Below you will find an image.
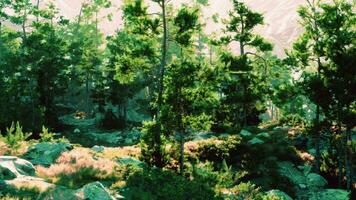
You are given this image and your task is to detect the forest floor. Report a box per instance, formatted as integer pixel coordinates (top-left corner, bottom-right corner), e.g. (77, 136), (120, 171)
(0, 113), (354, 200)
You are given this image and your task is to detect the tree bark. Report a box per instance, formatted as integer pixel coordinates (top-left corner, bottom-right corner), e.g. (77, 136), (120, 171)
(179, 131), (185, 175)
(154, 0), (168, 169)
(345, 127), (351, 191)
(85, 70), (90, 115)
(36, 0), (40, 22)
(157, 0), (167, 116)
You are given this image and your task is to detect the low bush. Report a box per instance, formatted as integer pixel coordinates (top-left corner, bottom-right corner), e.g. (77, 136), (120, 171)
(36, 148), (121, 188)
(0, 122), (31, 150)
(123, 168), (222, 200)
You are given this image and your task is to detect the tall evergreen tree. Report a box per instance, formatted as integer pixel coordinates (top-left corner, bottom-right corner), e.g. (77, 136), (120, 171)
(217, 0), (272, 131)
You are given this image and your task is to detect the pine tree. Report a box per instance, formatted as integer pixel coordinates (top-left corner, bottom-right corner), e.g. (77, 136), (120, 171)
(218, 0), (272, 131)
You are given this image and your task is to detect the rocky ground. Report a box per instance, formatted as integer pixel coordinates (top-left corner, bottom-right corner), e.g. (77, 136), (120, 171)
(0, 115), (351, 199)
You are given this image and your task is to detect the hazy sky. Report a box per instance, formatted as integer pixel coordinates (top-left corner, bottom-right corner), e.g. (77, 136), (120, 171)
(43, 0), (306, 56)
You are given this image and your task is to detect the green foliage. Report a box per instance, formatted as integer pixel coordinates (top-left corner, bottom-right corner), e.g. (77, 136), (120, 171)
(140, 120), (169, 168)
(190, 160), (237, 190)
(215, 0), (272, 130)
(229, 182), (263, 200)
(194, 135), (242, 164)
(53, 167), (111, 189)
(39, 126), (55, 142)
(173, 6), (200, 46)
(0, 122), (31, 149)
(123, 168), (221, 200)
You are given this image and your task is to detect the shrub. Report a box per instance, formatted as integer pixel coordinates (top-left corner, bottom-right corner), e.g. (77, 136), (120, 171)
(0, 122), (31, 149)
(123, 168), (222, 200)
(140, 120), (169, 168)
(36, 148), (121, 188)
(189, 135), (242, 164)
(224, 182), (264, 200)
(39, 126), (55, 142)
(189, 161), (237, 190)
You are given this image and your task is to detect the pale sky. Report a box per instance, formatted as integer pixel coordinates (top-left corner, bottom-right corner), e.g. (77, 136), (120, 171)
(36, 0), (306, 56)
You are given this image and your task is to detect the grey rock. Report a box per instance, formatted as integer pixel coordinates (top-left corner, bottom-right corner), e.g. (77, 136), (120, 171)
(247, 137), (265, 145)
(240, 129), (252, 137)
(257, 132), (270, 138)
(308, 189), (349, 200)
(306, 173), (327, 189)
(76, 182), (115, 200)
(0, 156), (35, 180)
(23, 142), (73, 166)
(117, 157), (144, 167)
(91, 145), (105, 153)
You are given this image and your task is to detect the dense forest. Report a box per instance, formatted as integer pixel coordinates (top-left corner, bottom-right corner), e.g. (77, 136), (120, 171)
(0, 0), (355, 199)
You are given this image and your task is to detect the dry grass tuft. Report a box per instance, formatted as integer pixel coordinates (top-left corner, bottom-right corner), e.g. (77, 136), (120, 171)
(36, 147), (121, 188)
(0, 141), (29, 156)
(0, 141), (10, 155)
(99, 146), (140, 160)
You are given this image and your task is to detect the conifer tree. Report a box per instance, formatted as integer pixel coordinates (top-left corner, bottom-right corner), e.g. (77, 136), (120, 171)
(218, 0), (272, 130)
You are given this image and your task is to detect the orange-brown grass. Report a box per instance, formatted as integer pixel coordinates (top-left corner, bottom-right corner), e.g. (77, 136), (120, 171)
(0, 141), (29, 156)
(0, 141), (9, 155)
(184, 138), (224, 158)
(36, 147), (121, 188)
(99, 146), (140, 160)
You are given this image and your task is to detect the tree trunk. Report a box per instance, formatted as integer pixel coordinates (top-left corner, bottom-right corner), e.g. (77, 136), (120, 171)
(337, 123), (344, 188)
(36, 0), (40, 22)
(154, 0), (168, 169)
(85, 70), (90, 115)
(179, 131), (185, 175)
(157, 0), (167, 116)
(314, 57), (322, 173)
(0, 21), (2, 42)
(123, 102), (127, 129)
(345, 127), (351, 191)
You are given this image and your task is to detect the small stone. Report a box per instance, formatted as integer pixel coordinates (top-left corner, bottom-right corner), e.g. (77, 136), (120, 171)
(91, 145), (105, 153)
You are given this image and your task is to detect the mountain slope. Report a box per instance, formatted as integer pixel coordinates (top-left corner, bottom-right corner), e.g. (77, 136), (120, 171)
(39, 0), (306, 56)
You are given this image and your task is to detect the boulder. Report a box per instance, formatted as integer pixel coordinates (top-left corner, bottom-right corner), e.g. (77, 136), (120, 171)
(306, 173), (327, 189)
(247, 137), (265, 145)
(0, 156), (35, 180)
(5, 176), (55, 192)
(277, 161), (306, 185)
(308, 189), (349, 200)
(23, 142), (73, 166)
(40, 182), (120, 200)
(117, 157), (144, 167)
(76, 182), (114, 200)
(124, 138), (133, 145)
(240, 129), (252, 137)
(257, 132), (270, 138)
(38, 186), (78, 200)
(265, 190), (293, 200)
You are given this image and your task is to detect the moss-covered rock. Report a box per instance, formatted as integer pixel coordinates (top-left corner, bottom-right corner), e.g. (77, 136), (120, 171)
(308, 189), (349, 200)
(0, 156), (35, 179)
(117, 157), (144, 167)
(306, 173), (327, 190)
(23, 142), (73, 166)
(76, 182), (115, 200)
